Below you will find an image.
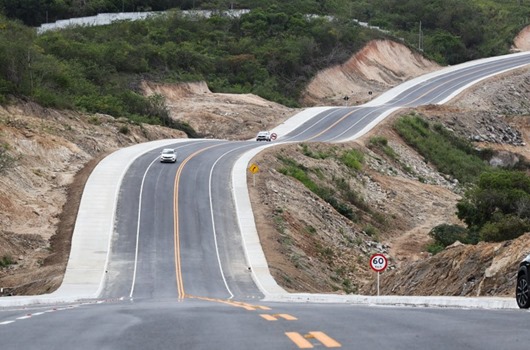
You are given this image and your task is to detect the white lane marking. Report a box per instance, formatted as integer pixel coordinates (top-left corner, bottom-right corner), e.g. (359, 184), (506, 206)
(208, 144), (253, 299)
(280, 108), (343, 142)
(0, 302), (91, 326)
(129, 141), (212, 298)
(129, 156), (158, 298)
(326, 106), (386, 142)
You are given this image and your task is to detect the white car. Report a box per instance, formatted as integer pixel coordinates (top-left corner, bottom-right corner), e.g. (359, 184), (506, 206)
(160, 148), (177, 163)
(256, 131), (271, 141)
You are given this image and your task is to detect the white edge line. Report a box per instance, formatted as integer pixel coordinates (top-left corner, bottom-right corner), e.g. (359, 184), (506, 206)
(129, 158), (158, 298)
(209, 147), (244, 300)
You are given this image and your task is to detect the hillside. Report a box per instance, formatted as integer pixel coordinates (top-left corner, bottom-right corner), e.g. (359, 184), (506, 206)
(0, 33), (529, 297)
(301, 40), (440, 106)
(249, 64), (530, 296)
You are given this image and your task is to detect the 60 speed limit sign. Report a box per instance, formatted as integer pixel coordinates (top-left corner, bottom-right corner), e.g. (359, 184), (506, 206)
(370, 253), (388, 272)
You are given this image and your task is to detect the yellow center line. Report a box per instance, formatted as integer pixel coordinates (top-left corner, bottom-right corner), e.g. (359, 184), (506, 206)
(260, 313), (298, 321)
(187, 295), (271, 310)
(285, 332), (314, 349)
(305, 109), (358, 142)
(260, 314), (278, 321)
(286, 332), (342, 348)
(173, 144), (222, 299)
(277, 313), (297, 321)
(308, 331), (341, 348)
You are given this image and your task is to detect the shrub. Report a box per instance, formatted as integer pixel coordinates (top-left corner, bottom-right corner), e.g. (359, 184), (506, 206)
(118, 125), (130, 134)
(479, 214), (530, 242)
(429, 224), (467, 247)
(369, 136), (397, 159)
(363, 224), (379, 238)
(457, 169), (530, 232)
(300, 143), (330, 159)
(340, 149), (364, 171)
(278, 156), (357, 222)
(0, 255), (13, 267)
(426, 242), (445, 255)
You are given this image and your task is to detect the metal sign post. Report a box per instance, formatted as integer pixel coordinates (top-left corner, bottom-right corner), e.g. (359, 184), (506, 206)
(377, 272), (380, 296)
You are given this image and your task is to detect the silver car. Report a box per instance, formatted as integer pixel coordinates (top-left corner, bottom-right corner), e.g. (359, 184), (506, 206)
(160, 148), (177, 163)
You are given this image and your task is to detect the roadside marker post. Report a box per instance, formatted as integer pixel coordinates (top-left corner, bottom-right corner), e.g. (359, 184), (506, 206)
(369, 253), (388, 296)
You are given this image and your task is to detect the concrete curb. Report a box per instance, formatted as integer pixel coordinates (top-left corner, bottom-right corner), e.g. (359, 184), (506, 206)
(266, 293), (519, 310)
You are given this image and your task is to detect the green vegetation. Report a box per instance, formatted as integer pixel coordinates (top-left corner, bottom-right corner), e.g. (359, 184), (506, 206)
(276, 143), (380, 227)
(368, 136), (397, 160)
(300, 143), (331, 160)
(348, 0), (530, 64)
(277, 155), (357, 221)
(0, 0), (527, 126)
(394, 115), (488, 184)
(0, 8), (385, 127)
(396, 115), (530, 248)
(0, 255), (13, 267)
(340, 149), (364, 171)
(363, 224), (379, 240)
(458, 169), (530, 243)
(429, 169), (530, 249)
(427, 224), (467, 254)
(3, 0), (526, 64)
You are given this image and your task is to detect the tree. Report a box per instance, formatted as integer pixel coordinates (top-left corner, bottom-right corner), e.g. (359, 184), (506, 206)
(457, 169), (530, 242)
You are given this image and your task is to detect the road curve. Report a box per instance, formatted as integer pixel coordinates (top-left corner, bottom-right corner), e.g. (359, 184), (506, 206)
(1, 52), (530, 350)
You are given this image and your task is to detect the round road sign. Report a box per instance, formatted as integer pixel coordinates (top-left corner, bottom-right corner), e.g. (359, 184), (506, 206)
(270, 133), (277, 140)
(369, 253), (388, 272)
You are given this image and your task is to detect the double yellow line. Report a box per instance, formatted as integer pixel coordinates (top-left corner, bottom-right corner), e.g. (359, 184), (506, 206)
(173, 143), (220, 299)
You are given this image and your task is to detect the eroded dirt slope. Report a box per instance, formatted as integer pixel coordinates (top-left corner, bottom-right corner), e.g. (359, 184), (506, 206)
(301, 39), (440, 106)
(0, 104), (186, 294)
(142, 81), (296, 140)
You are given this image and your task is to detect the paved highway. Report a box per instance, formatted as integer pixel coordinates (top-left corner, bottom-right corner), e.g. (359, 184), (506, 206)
(1, 52), (530, 349)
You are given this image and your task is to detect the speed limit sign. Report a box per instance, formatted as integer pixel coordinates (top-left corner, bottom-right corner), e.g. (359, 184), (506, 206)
(370, 253), (388, 272)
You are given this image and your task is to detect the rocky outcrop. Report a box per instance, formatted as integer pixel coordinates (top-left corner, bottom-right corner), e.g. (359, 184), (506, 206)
(366, 234), (530, 297)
